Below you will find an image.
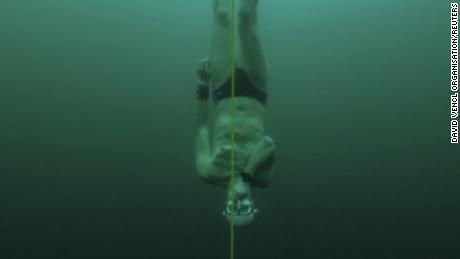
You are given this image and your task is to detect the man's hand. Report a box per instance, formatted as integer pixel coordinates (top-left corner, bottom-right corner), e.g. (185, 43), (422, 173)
(245, 136), (275, 175)
(196, 58), (212, 100)
(196, 58), (212, 84)
(212, 145), (232, 167)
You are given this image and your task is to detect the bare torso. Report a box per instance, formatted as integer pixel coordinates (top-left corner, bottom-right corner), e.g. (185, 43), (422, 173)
(211, 97), (265, 174)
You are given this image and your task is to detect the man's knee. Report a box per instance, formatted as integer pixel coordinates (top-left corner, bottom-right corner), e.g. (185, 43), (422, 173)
(238, 0), (258, 26)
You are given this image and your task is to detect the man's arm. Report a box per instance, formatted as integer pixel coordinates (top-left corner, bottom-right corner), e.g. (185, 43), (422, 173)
(195, 99), (230, 187)
(242, 135), (275, 187)
(195, 58), (213, 180)
(196, 125), (211, 180)
(195, 95), (211, 174)
(195, 101), (227, 187)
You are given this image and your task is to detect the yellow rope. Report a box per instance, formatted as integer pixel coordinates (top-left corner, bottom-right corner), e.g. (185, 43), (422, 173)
(228, 0), (237, 258)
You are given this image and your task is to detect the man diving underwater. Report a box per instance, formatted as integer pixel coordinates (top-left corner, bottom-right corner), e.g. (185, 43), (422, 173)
(195, 0), (275, 226)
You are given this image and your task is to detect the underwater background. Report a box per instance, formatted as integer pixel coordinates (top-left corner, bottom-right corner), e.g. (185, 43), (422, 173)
(0, 0), (458, 258)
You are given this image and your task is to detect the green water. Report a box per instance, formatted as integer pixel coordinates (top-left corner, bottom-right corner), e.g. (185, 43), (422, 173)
(0, 0), (458, 258)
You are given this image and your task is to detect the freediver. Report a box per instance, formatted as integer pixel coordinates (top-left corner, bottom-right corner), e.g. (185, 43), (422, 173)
(195, 0), (275, 226)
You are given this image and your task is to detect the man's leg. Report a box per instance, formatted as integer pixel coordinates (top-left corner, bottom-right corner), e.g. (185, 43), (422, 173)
(210, 0), (233, 91)
(238, 0), (268, 92)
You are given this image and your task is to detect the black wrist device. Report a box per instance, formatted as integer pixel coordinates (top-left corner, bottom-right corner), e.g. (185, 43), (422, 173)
(196, 83), (209, 100)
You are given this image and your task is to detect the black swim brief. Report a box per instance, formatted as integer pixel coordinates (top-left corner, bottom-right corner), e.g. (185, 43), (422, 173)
(213, 68), (267, 105)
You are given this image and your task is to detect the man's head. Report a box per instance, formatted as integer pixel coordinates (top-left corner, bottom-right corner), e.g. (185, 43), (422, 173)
(223, 197), (258, 226)
(223, 177), (258, 226)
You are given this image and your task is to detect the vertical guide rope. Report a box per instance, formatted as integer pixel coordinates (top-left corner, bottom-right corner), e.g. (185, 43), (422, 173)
(209, 0), (236, 259)
(210, 1), (237, 258)
(229, 0), (237, 259)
